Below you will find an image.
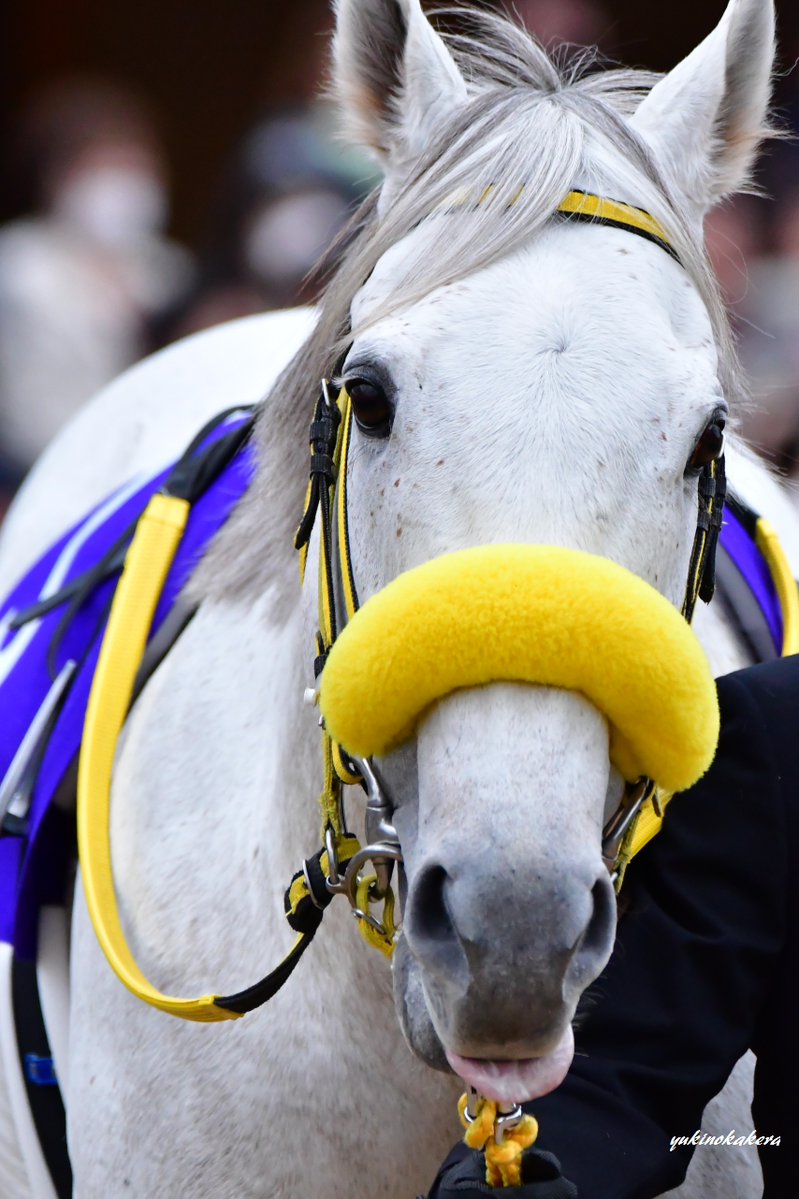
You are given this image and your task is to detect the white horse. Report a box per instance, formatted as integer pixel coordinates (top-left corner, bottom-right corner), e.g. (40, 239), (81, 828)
(1, 0), (796, 1195)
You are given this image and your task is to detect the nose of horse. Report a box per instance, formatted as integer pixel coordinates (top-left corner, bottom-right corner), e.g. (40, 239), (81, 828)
(404, 856), (615, 1022)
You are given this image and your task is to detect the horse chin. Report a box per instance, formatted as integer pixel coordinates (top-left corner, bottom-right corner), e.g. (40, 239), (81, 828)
(392, 936), (575, 1104)
(393, 934), (578, 1104)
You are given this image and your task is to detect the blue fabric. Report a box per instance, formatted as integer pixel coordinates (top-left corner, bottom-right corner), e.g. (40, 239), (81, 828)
(0, 422), (254, 957)
(720, 506), (783, 655)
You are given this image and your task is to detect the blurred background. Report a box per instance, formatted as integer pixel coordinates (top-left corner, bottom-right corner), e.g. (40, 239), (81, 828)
(1, 0), (798, 514)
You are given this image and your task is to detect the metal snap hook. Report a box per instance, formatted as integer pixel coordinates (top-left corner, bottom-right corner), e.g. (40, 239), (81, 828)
(601, 776), (654, 875)
(462, 1089), (524, 1146)
(494, 1102), (525, 1146)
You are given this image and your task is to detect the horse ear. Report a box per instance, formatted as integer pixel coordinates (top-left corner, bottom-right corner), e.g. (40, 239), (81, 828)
(631, 0), (775, 215)
(332, 0), (467, 167)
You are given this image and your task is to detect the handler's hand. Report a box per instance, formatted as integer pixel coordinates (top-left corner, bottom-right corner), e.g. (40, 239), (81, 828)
(421, 1140), (578, 1197)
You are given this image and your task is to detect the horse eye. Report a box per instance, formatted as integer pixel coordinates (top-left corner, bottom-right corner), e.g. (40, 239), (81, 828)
(346, 378), (394, 439)
(687, 417), (725, 473)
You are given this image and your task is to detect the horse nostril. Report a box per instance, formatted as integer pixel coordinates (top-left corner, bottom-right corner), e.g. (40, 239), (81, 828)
(564, 872), (616, 994)
(409, 863), (453, 943)
(405, 862), (468, 981)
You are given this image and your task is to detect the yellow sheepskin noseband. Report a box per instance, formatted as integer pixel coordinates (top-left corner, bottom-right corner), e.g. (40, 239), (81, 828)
(319, 545), (719, 794)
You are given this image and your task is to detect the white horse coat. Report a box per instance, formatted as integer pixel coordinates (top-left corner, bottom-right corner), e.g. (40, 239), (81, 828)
(1, 1), (795, 1195)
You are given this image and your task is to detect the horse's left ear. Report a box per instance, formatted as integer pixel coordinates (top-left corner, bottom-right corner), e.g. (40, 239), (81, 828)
(332, 0), (467, 170)
(631, 0), (775, 215)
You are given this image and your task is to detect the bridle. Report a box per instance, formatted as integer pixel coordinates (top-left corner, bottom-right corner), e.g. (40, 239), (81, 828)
(76, 189), (726, 1024)
(293, 188), (728, 944)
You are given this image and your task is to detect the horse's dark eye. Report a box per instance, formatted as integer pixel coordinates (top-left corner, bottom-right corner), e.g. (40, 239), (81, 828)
(687, 417), (725, 473)
(347, 378), (393, 438)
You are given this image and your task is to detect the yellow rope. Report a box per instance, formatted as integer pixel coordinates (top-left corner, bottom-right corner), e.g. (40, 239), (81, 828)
(355, 873), (397, 958)
(458, 1094), (539, 1188)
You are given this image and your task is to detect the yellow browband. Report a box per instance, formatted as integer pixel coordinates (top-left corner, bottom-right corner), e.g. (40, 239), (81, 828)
(448, 186), (677, 260)
(557, 190), (674, 253)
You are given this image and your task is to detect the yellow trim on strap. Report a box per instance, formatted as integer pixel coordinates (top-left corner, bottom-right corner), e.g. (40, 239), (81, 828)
(336, 394), (359, 622)
(755, 518), (799, 656)
(442, 186), (675, 255)
(77, 493), (242, 1022)
(624, 516), (799, 866)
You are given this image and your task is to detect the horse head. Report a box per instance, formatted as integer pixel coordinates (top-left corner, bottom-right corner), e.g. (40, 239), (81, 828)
(313, 0), (777, 1103)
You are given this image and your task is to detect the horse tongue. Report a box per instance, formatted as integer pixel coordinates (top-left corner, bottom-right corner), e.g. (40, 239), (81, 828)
(445, 1025), (574, 1104)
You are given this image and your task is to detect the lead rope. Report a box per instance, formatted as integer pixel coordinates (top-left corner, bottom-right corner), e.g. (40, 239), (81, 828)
(459, 1093), (540, 1188)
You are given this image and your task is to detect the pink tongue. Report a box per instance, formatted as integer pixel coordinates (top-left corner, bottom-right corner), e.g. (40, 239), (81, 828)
(446, 1025), (575, 1104)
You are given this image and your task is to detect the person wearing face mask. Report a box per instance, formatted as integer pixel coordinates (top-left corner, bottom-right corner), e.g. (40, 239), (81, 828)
(0, 80), (194, 486)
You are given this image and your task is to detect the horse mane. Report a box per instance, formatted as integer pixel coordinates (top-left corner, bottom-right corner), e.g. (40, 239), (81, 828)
(191, 5), (742, 614)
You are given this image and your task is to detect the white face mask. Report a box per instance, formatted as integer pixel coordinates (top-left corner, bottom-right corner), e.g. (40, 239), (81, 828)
(244, 191), (348, 288)
(53, 167), (168, 245)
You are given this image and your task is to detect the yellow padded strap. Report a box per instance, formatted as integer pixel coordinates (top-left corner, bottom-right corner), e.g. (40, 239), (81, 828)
(77, 494), (241, 1022)
(320, 544), (719, 794)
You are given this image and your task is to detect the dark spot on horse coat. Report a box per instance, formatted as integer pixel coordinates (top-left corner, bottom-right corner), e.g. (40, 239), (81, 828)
(436, 459), (445, 467)
(396, 527), (403, 538)
(394, 478), (401, 487)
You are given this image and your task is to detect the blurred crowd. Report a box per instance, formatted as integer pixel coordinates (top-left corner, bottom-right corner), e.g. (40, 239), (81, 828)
(1, 0), (799, 516)
(0, 75), (374, 514)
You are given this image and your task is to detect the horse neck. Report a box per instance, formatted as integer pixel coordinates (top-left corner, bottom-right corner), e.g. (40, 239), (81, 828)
(263, 568), (327, 855)
(186, 563), (325, 868)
